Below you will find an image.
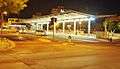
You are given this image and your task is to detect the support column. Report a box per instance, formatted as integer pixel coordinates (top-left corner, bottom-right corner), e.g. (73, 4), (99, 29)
(62, 21), (65, 33)
(74, 20), (77, 35)
(88, 19), (91, 35)
(54, 22), (56, 33)
(47, 23), (49, 32)
(41, 24), (43, 30)
(36, 23), (38, 30)
(79, 21), (82, 31)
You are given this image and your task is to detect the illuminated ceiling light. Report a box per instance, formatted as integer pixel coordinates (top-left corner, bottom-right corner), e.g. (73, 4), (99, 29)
(60, 9), (65, 13)
(89, 16), (96, 21)
(3, 11), (7, 15)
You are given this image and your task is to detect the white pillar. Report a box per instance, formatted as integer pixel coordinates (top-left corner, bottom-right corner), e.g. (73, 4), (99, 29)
(74, 20), (77, 35)
(41, 24), (43, 30)
(88, 19), (91, 35)
(38, 24), (41, 30)
(54, 22), (56, 33)
(47, 23), (49, 32)
(37, 23), (39, 30)
(63, 22), (65, 33)
(79, 21), (82, 31)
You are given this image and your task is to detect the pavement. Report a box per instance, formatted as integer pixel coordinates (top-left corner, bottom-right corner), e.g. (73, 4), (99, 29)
(0, 33), (120, 69)
(0, 36), (119, 69)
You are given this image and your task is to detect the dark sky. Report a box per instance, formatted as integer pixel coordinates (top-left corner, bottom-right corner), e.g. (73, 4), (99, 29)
(20, 0), (120, 18)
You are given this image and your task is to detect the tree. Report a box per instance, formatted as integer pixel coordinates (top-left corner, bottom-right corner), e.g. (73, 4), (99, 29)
(0, 0), (28, 26)
(103, 18), (120, 33)
(103, 19), (112, 33)
(0, 0), (28, 14)
(114, 22), (120, 33)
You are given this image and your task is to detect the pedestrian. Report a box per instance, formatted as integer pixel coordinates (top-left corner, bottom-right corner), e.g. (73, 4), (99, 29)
(68, 35), (72, 42)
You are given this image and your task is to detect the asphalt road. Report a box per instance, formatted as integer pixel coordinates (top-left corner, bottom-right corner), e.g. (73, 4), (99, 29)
(0, 36), (120, 69)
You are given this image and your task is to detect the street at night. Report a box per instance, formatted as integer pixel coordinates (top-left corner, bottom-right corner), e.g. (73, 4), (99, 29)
(0, 36), (120, 69)
(0, 0), (120, 69)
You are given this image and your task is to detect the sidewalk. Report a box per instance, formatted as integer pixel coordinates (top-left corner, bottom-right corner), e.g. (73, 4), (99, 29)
(97, 38), (120, 43)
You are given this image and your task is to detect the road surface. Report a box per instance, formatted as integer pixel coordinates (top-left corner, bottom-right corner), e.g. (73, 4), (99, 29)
(0, 36), (120, 69)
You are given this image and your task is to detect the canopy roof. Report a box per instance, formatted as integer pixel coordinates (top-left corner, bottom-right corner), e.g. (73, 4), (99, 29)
(25, 9), (95, 23)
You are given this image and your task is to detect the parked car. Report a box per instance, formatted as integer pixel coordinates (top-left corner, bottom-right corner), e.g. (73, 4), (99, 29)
(35, 30), (47, 36)
(18, 30), (35, 34)
(0, 27), (17, 33)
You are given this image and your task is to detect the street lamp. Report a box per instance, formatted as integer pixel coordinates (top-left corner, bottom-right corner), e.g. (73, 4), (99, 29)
(2, 11), (7, 21)
(1, 11), (7, 27)
(0, 11), (7, 40)
(60, 9), (64, 13)
(3, 11), (7, 15)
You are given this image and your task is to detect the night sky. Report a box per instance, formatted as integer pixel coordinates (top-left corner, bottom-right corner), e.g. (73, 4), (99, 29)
(20, 0), (120, 18)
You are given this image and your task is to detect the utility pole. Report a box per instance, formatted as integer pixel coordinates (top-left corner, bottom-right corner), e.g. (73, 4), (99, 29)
(0, 11), (7, 44)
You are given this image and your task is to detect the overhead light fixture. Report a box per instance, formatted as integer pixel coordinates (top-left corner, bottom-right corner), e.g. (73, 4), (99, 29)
(60, 9), (65, 13)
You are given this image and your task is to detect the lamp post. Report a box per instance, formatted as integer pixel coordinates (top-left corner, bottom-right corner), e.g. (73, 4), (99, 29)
(2, 11), (7, 20)
(0, 11), (7, 42)
(1, 11), (7, 30)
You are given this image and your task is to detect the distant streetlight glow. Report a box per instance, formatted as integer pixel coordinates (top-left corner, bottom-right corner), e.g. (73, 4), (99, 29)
(3, 11), (7, 15)
(119, 24), (120, 28)
(60, 9), (65, 13)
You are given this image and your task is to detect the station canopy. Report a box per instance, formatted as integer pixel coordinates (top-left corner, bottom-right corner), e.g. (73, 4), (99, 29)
(26, 9), (95, 23)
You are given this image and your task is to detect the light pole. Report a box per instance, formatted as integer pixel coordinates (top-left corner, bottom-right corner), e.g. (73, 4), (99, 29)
(1, 11), (7, 29)
(2, 11), (7, 19)
(0, 11), (7, 42)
